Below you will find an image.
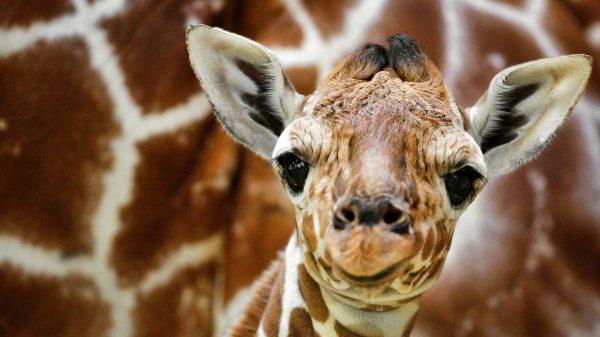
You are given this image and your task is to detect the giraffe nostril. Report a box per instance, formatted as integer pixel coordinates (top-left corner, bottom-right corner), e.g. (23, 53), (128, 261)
(334, 204), (358, 230)
(334, 197), (410, 230)
(377, 199), (411, 234)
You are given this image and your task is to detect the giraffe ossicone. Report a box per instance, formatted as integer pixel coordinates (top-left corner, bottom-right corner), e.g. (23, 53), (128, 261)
(187, 24), (592, 337)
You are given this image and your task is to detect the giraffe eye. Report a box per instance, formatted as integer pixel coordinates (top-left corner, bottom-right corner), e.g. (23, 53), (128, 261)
(276, 152), (309, 194)
(444, 166), (482, 208)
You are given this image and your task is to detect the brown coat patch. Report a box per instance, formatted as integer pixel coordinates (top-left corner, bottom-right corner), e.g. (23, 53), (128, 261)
(302, 214), (318, 252)
(0, 38), (116, 253)
(304, 252), (320, 275)
(0, 1), (74, 26)
(101, 0), (215, 114)
(421, 228), (435, 261)
(288, 307), (315, 337)
(133, 262), (216, 337)
(334, 321), (363, 337)
(111, 122), (233, 286)
(225, 0), (303, 48)
(229, 258), (282, 337)
(412, 230), (424, 256)
(298, 265), (329, 322)
(262, 263), (285, 337)
(286, 67), (319, 95)
(225, 149), (294, 302)
(433, 220), (447, 258)
(0, 263), (110, 337)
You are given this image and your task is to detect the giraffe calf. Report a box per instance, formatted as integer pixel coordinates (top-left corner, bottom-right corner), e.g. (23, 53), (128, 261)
(187, 25), (591, 337)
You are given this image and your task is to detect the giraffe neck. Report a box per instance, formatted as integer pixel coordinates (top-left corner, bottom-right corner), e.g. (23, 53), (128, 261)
(318, 285), (420, 337)
(248, 233), (420, 337)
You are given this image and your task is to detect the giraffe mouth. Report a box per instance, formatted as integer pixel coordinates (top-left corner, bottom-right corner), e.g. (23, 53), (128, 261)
(333, 259), (406, 285)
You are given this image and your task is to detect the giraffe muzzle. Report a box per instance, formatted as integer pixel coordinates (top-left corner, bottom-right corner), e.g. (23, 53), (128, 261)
(326, 196), (416, 284)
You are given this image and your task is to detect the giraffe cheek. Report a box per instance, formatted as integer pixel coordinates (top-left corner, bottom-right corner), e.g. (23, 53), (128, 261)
(301, 214), (319, 252)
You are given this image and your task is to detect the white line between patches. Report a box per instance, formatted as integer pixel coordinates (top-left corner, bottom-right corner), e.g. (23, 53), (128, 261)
(139, 233), (223, 293)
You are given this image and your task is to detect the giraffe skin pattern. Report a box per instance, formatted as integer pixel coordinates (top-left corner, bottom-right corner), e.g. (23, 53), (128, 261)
(1, 0), (600, 337)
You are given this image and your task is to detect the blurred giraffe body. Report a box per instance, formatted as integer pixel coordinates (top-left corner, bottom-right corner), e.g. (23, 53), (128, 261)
(187, 25), (591, 336)
(2, 1), (600, 336)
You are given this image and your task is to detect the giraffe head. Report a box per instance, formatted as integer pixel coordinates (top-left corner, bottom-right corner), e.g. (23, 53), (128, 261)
(187, 25), (591, 308)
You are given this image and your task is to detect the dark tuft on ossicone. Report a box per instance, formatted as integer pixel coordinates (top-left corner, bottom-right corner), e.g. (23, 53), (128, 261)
(387, 34), (430, 82)
(347, 43), (389, 80)
(328, 34), (436, 83)
(355, 44), (388, 69)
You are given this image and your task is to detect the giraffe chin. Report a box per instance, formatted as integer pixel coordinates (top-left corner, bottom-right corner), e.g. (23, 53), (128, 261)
(323, 265), (440, 309)
(302, 247), (437, 310)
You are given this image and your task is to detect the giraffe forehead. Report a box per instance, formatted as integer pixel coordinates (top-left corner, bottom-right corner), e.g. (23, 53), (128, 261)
(290, 108), (462, 161)
(302, 73), (462, 133)
(282, 115), (476, 176)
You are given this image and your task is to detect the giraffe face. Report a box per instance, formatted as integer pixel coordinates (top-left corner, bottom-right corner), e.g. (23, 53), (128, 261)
(272, 70), (487, 303)
(188, 25), (591, 308)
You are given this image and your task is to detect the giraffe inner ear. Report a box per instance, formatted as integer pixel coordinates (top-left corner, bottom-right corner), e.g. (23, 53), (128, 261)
(186, 25), (303, 159)
(468, 54), (592, 176)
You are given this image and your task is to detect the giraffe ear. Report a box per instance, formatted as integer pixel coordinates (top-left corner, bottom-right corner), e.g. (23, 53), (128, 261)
(467, 54), (592, 176)
(186, 25), (303, 159)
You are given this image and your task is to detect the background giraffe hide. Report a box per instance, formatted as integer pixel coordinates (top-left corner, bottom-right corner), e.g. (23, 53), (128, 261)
(0, 0), (599, 336)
